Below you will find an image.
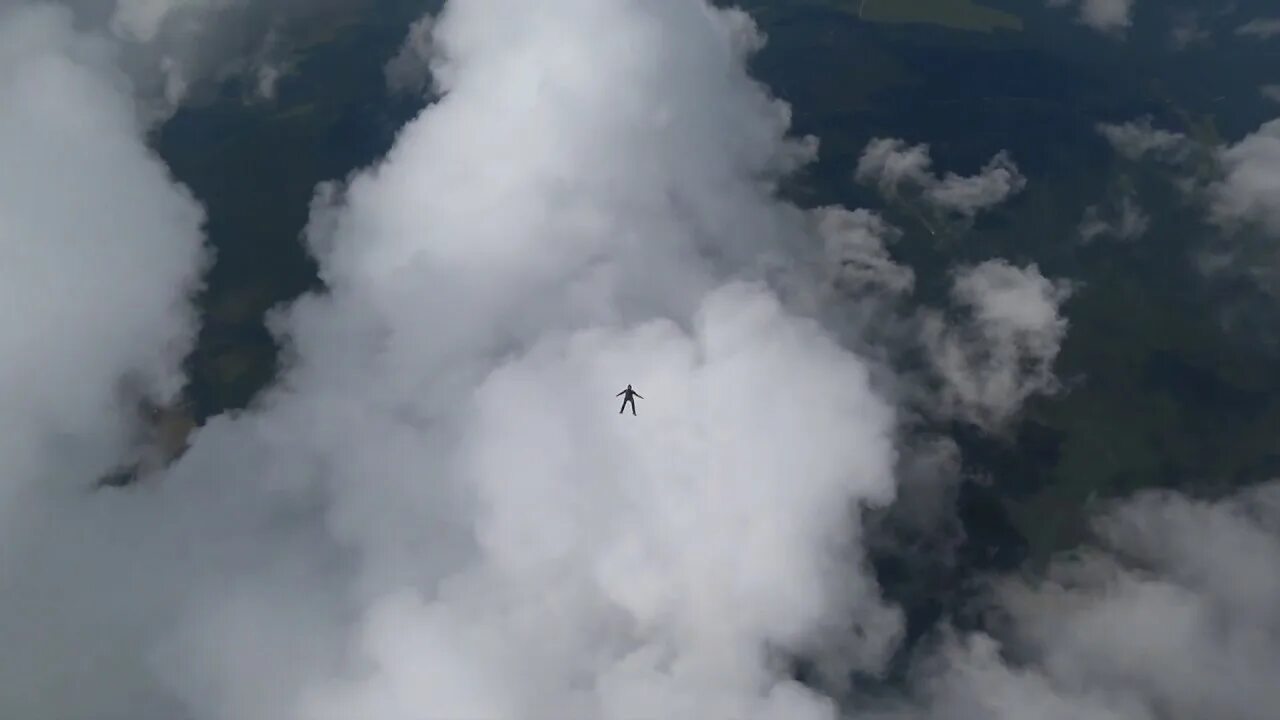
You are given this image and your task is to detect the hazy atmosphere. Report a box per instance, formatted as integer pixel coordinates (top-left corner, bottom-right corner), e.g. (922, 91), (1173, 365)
(2, 0), (1279, 718)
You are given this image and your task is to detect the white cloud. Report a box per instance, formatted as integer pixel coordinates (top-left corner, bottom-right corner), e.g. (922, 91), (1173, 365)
(1262, 85), (1280, 104)
(1208, 118), (1280, 236)
(1096, 117), (1192, 162)
(1048, 0), (1136, 36)
(856, 139), (1027, 218)
(1236, 18), (1280, 39)
(920, 261), (1074, 432)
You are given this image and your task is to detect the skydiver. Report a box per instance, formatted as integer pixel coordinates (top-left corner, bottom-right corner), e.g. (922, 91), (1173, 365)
(617, 384), (643, 415)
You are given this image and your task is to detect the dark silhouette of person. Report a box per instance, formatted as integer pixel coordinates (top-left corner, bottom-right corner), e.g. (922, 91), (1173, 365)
(617, 384), (643, 415)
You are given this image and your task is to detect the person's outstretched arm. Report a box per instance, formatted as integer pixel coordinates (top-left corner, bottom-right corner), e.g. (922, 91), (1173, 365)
(634, 391), (643, 399)
(616, 389), (625, 396)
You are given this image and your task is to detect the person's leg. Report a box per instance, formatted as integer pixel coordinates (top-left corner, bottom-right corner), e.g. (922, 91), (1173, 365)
(631, 399), (636, 416)
(619, 399), (626, 413)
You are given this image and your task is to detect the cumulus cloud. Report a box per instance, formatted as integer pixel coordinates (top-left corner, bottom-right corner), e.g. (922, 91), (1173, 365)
(1047, 0), (1136, 35)
(1096, 116), (1193, 162)
(1, 1), (914, 718)
(920, 261), (1074, 433)
(856, 139), (1027, 219)
(896, 480), (1280, 720)
(1208, 118), (1280, 236)
(1262, 85), (1280, 104)
(1078, 195), (1149, 242)
(1236, 18), (1280, 39)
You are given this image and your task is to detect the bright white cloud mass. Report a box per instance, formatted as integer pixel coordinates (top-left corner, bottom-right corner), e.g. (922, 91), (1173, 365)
(1, 1), (1277, 719)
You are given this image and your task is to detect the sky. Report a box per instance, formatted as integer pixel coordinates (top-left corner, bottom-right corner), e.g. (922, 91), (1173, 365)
(1, 0), (1279, 719)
